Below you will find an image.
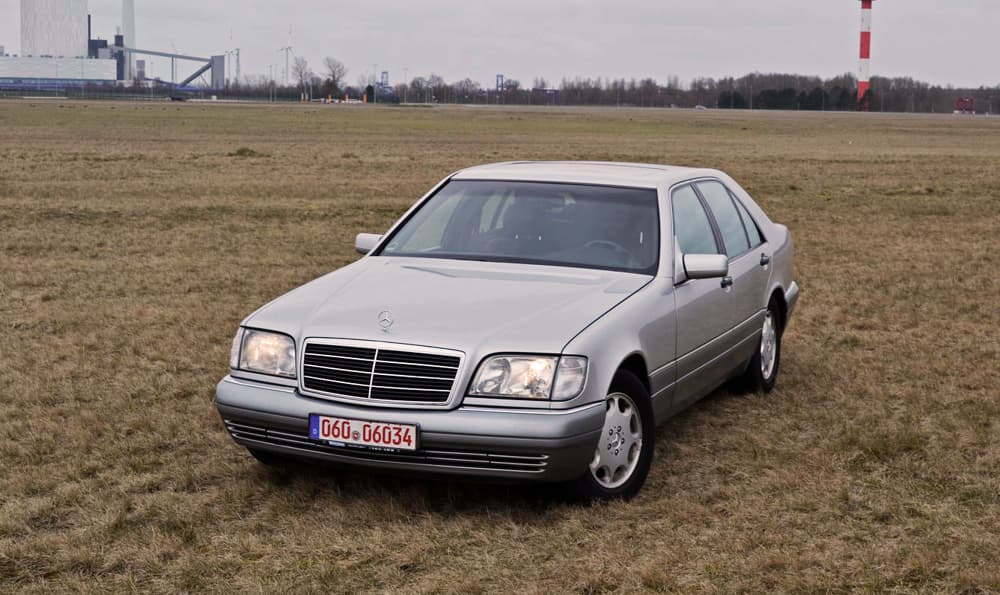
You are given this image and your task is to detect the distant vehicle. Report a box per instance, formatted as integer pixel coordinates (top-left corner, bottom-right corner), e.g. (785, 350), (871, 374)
(694, 105), (708, 110)
(216, 162), (799, 499)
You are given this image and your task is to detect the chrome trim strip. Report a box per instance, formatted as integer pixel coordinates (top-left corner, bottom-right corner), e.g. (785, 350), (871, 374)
(649, 359), (676, 379)
(372, 371), (458, 381)
(302, 363), (374, 376)
(675, 309), (762, 371)
(650, 381), (676, 401)
(304, 353), (376, 362)
(303, 375), (371, 389)
(458, 401), (605, 416)
(367, 347), (378, 399)
(373, 359), (459, 370)
(370, 384), (450, 393)
(222, 375), (296, 393)
(675, 330), (758, 386)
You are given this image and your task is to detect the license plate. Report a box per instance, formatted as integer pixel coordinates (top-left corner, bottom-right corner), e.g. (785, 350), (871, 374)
(309, 414), (418, 452)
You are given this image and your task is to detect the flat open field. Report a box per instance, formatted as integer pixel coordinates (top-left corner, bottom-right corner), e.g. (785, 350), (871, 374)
(1, 101), (998, 593)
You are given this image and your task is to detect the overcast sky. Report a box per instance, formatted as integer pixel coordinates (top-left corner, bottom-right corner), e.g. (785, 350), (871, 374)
(1, 0), (996, 88)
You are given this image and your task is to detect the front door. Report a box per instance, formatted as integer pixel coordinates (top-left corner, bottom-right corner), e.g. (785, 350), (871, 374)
(670, 184), (737, 409)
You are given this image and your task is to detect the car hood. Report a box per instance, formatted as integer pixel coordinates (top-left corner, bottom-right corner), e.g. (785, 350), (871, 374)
(246, 257), (652, 355)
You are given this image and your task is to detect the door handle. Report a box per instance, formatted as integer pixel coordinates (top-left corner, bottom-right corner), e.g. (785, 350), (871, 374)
(720, 276), (734, 289)
(759, 253), (771, 267)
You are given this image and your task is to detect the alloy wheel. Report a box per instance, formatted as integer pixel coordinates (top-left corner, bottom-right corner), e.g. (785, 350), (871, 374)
(589, 392), (643, 489)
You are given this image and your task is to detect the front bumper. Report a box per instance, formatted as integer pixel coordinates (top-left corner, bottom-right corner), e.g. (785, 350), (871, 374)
(215, 376), (605, 482)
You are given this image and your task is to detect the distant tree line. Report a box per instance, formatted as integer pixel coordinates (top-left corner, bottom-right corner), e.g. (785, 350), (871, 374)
(549, 73), (999, 113)
(82, 53), (996, 114)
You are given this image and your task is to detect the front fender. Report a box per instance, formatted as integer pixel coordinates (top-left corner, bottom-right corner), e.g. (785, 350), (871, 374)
(562, 277), (677, 424)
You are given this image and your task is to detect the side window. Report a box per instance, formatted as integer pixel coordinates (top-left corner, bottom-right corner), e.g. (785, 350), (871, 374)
(732, 194), (763, 248)
(671, 185), (719, 255)
(697, 181), (750, 258)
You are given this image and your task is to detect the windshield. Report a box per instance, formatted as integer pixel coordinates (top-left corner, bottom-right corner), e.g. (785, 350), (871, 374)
(377, 180), (660, 274)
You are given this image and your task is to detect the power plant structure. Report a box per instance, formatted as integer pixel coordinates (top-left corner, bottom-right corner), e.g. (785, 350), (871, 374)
(20, 0), (88, 58)
(857, 0), (875, 110)
(1, 0), (227, 91)
(120, 0), (135, 80)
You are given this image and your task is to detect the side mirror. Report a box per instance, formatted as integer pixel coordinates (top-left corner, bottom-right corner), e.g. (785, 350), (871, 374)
(354, 233), (382, 255)
(683, 254), (729, 279)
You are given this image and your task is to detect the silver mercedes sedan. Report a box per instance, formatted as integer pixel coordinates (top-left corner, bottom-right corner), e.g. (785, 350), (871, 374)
(216, 161), (798, 500)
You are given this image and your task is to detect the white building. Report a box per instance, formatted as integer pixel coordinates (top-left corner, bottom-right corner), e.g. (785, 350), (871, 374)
(20, 0), (89, 58)
(0, 56), (117, 82)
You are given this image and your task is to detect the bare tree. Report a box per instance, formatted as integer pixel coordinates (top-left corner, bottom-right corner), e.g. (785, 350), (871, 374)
(291, 56), (312, 90)
(323, 57), (347, 92)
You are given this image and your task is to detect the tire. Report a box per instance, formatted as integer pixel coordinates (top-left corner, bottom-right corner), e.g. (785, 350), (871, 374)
(248, 447), (290, 467)
(573, 370), (655, 501)
(740, 298), (782, 393)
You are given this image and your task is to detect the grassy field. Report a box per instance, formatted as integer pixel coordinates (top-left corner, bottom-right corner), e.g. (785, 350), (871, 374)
(1, 101), (998, 593)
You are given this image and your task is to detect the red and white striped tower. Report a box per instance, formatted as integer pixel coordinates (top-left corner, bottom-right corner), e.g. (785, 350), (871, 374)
(857, 0), (875, 109)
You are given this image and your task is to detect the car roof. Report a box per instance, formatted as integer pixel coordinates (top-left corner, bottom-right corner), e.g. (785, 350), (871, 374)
(450, 161), (716, 189)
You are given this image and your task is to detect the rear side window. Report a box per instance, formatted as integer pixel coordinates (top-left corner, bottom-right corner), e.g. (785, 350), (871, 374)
(732, 196), (763, 248)
(697, 181), (749, 258)
(671, 185), (719, 255)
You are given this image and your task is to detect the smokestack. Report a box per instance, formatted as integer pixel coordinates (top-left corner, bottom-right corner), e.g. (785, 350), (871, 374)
(122, 0), (135, 79)
(857, 0), (874, 110)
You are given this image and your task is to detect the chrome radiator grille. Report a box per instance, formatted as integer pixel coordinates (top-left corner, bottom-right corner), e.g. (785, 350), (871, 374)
(302, 341), (461, 403)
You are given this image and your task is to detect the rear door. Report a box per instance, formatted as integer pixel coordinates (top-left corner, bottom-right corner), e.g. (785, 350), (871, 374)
(694, 180), (771, 365)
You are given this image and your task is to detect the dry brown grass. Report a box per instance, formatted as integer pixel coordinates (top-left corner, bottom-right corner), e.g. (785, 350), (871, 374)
(1, 101), (998, 593)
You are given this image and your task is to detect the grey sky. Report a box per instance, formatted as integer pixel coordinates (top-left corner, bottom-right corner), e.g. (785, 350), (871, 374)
(1, 0), (996, 88)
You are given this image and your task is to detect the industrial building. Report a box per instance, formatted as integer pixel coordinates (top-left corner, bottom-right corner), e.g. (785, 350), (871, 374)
(0, 56), (115, 81)
(1, 0), (225, 90)
(20, 0), (88, 58)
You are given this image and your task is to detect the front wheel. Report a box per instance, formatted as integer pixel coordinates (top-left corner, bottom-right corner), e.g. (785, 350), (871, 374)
(573, 370), (655, 501)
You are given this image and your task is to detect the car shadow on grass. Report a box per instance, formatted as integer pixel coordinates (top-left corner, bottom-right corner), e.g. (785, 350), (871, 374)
(242, 382), (773, 515)
(250, 457), (579, 518)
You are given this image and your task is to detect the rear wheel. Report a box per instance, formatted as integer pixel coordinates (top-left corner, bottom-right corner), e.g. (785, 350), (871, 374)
(574, 370), (654, 501)
(740, 299), (782, 393)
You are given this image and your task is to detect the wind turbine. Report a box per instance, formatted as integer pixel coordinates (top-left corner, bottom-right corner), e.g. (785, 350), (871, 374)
(278, 26), (293, 86)
(278, 46), (292, 86)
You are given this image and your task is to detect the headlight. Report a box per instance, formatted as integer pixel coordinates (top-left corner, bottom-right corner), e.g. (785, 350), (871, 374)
(233, 329), (296, 378)
(469, 355), (587, 400)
